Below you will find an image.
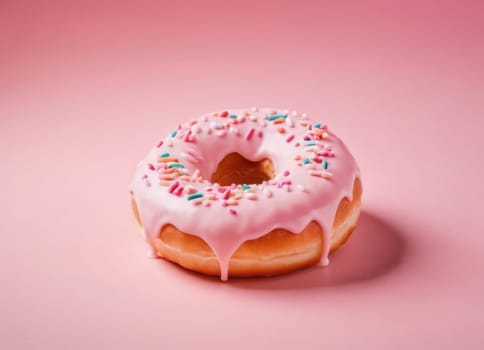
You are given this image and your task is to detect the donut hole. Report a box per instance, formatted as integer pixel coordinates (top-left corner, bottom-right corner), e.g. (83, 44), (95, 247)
(210, 152), (275, 186)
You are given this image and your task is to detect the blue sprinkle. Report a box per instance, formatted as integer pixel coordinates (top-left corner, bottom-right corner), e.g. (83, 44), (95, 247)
(313, 123), (322, 129)
(303, 158), (311, 164)
(305, 141), (316, 146)
(266, 113), (288, 121)
(187, 192), (204, 201)
(242, 184), (251, 191)
(170, 130), (178, 137)
(168, 163), (184, 168)
(160, 152), (170, 157)
(229, 114), (238, 119)
(322, 160), (328, 170)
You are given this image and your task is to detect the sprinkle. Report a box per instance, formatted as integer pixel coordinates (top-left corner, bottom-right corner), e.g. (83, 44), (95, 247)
(286, 134), (295, 143)
(168, 181), (179, 193)
(160, 152), (170, 158)
(244, 192), (258, 200)
(322, 132), (329, 138)
(157, 140), (164, 147)
(321, 171), (333, 179)
(166, 138), (173, 147)
(160, 173), (177, 180)
(177, 175), (192, 181)
(259, 120), (267, 127)
(305, 141), (316, 146)
(201, 115), (208, 122)
(322, 160), (328, 170)
(245, 128), (255, 141)
(187, 192), (204, 201)
(158, 157), (179, 163)
(303, 158), (311, 164)
(311, 156), (323, 163)
(181, 152), (198, 164)
(226, 199), (238, 206)
(263, 188), (273, 198)
(229, 126), (240, 135)
(220, 111), (229, 118)
(313, 123), (322, 129)
(248, 115), (257, 121)
(291, 111), (298, 117)
(159, 180), (171, 186)
(168, 163), (184, 168)
(266, 113), (288, 121)
(174, 186), (184, 196)
(215, 129), (226, 137)
(285, 117), (295, 127)
(284, 184), (291, 192)
(147, 163), (155, 171)
(229, 114), (237, 119)
(191, 198), (203, 205)
(183, 130), (193, 142)
(258, 131), (264, 138)
(210, 121), (225, 130)
(191, 124), (202, 134)
(187, 149), (204, 161)
(283, 170), (290, 177)
(142, 174), (148, 179)
(277, 127), (286, 134)
(299, 121), (308, 127)
(185, 185), (197, 194)
(191, 169), (200, 181)
(206, 193), (217, 200)
(273, 118), (286, 124)
(296, 184), (306, 192)
(222, 188), (231, 200)
(294, 154), (302, 160)
(229, 209), (237, 216)
(294, 142), (300, 147)
(242, 184), (251, 191)
(309, 170), (322, 177)
(203, 201), (211, 207)
(238, 116), (246, 123)
(170, 130), (178, 137)
(304, 135), (312, 141)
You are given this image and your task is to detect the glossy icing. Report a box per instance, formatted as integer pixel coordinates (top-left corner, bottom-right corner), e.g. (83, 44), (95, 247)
(130, 108), (360, 280)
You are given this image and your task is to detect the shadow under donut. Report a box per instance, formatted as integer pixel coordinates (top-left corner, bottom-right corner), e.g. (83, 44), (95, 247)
(228, 210), (406, 290)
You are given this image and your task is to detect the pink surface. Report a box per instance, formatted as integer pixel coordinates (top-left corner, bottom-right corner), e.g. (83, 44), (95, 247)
(1, 0), (483, 349)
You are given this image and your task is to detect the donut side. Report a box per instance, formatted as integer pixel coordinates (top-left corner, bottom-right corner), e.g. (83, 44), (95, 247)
(132, 177), (362, 278)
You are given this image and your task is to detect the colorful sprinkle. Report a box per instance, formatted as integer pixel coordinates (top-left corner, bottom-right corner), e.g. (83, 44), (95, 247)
(286, 134), (295, 143)
(242, 184), (251, 191)
(322, 160), (328, 170)
(170, 130), (178, 137)
(303, 158), (311, 164)
(263, 188), (273, 198)
(147, 163), (155, 171)
(313, 123), (322, 129)
(187, 192), (204, 201)
(181, 152), (198, 164)
(158, 157), (179, 163)
(222, 188), (231, 200)
(168, 163), (185, 168)
(266, 113), (288, 121)
(160, 152), (170, 158)
(220, 111), (229, 118)
(157, 140), (164, 147)
(229, 114), (237, 119)
(305, 141), (316, 146)
(229, 209), (237, 216)
(283, 170), (290, 177)
(229, 126), (240, 135)
(215, 129), (226, 137)
(277, 127), (286, 134)
(168, 181), (179, 193)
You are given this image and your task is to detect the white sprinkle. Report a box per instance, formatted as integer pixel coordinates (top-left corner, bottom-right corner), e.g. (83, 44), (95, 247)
(305, 146), (322, 152)
(192, 198), (203, 205)
(181, 152), (198, 164)
(248, 115), (257, 121)
(159, 180), (171, 186)
(244, 192), (258, 200)
(296, 184), (306, 192)
(263, 188), (273, 198)
(215, 129), (226, 137)
(285, 117), (295, 127)
(210, 121), (225, 130)
(229, 125), (240, 135)
(322, 132), (329, 138)
(291, 111), (298, 117)
(301, 113), (308, 119)
(191, 124), (202, 134)
(251, 106), (258, 112)
(238, 116), (246, 123)
(191, 169), (200, 181)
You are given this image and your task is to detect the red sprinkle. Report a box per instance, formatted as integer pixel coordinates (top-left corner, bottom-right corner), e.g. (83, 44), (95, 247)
(147, 163), (155, 171)
(286, 134), (295, 143)
(174, 186), (184, 196)
(168, 181), (179, 194)
(220, 111), (229, 118)
(229, 209), (237, 216)
(183, 130), (192, 142)
(277, 127), (286, 134)
(223, 188), (231, 200)
(246, 128), (255, 141)
(157, 140), (164, 147)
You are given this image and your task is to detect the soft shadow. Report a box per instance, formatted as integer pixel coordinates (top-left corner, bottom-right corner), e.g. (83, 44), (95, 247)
(228, 211), (406, 290)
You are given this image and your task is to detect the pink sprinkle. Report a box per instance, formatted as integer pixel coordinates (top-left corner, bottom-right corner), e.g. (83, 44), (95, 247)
(311, 156), (323, 163)
(174, 186), (184, 196)
(142, 174), (148, 179)
(147, 163), (155, 171)
(185, 185), (197, 194)
(183, 130), (192, 142)
(157, 140), (164, 147)
(246, 128), (255, 141)
(220, 111), (229, 118)
(168, 181), (179, 193)
(229, 209), (237, 216)
(258, 131), (264, 138)
(283, 170), (290, 177)
(230, 183), (237, 189)
(181, 152), (198, 164)
(286, 134), (295, 143)
(281, 180), (292, 185)
(222, 188), (231, 200)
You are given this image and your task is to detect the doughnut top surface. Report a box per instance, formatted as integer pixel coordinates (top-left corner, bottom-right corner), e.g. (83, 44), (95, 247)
(130, 107), (360, 280)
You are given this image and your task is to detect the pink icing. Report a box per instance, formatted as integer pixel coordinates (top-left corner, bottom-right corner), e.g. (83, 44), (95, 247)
(130, 108), (360, 280)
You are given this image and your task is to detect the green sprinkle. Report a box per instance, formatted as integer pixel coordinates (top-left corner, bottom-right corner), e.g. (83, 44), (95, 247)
(242, 184), (251, 191)
(160, 152), (170, 157)
(266, 113), (288, 121)
(168, 163), (184, 168)
(229, 114), (238, 119)
(170, 130), (178, 137)
(303, 158), (311, 164)
(187, 192), (203, 201)
(305, 141), (316, 146)
(322, 160), (328, 170)
(313, 123), (322, 129)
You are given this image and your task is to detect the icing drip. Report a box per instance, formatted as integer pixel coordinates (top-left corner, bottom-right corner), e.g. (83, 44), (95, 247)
(130, 108), (360, 280)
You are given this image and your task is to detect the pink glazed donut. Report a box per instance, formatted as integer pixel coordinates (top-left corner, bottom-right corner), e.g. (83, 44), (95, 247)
(130, 107), (362, 280)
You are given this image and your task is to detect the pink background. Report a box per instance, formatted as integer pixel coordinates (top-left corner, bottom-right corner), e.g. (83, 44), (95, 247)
(1, 0), (484, 348)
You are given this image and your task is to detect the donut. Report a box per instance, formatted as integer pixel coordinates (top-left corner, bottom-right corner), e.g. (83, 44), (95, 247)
(130, 108), (361, 280)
